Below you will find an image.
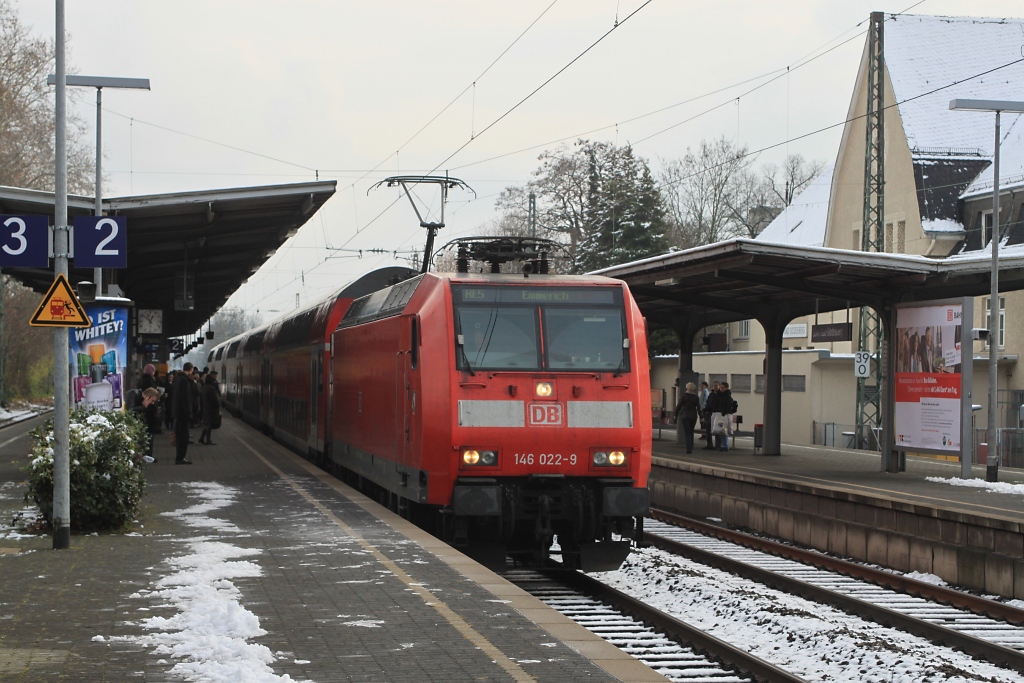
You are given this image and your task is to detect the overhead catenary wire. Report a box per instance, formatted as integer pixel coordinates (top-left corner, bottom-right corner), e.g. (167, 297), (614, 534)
(225, 2), (954, 316)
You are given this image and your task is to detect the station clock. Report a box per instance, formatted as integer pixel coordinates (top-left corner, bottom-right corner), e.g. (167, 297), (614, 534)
(138, 308), (163, 335)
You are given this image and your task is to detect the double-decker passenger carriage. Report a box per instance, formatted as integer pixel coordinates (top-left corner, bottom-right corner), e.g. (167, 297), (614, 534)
(213, 267), (416, 454)
(329, 237), (651, 570)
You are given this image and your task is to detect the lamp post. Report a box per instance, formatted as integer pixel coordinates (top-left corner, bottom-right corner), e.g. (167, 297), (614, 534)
(46, 75), (150, 296)
(950, 98), (1024, 482)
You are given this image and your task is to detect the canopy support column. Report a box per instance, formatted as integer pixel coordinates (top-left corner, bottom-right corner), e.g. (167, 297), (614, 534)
(758, 312), (790, 456)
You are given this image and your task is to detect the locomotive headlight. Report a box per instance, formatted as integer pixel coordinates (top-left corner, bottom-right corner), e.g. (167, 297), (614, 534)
(535, 381), (554, 398)
(462, 449), (498, 466)
(593, 450), (627, 467)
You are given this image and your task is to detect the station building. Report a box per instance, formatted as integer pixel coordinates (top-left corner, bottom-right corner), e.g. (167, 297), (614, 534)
(649, 13), (1024, 455)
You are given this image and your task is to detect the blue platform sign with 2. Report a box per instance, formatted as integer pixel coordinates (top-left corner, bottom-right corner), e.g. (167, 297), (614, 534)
(74, 216), (127, 268)
(0, 215), (49, 267)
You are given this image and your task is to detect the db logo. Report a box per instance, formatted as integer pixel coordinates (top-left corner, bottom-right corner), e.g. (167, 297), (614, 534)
(529, 403), (563, 426)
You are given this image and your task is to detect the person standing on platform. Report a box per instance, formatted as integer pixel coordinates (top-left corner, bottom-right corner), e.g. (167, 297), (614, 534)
(198, 371), (221, 446)
(698, 381), (710, 441)
(139, 364), (158, 392)
(172, 362), (194, 465)
(163, 370), (176, 430)
(674, 382), (700, 453)
(703, 381), (720, 450)
(715, 381), (735, 452)
(132, 387), (162, 462)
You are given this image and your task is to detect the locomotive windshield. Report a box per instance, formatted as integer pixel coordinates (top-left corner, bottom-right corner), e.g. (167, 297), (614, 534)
(452, 285), (628, 372)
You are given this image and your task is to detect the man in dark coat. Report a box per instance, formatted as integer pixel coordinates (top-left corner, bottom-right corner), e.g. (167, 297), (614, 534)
(172, 362), (194, 464)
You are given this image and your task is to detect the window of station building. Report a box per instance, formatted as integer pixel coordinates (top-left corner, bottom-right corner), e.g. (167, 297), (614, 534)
(755, 374), (765, 394)
(982, 210), (996, 246)
(884, 222), (893, 252)
(782, 374), (806, 392)
(735, 319), (750, 339)
(730, 374), (751, 393)
(897, 220), (906, 253)
(984, 296), (1006, 349)
(709, 373), (727, 386)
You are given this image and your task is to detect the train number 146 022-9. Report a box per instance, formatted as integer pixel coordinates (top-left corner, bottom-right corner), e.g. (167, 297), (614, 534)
(514, 453), (577, 466)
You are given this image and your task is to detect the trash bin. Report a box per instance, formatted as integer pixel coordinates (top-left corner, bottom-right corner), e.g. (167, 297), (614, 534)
(753, 424), (764, 449)
(842, 431), (856, 449)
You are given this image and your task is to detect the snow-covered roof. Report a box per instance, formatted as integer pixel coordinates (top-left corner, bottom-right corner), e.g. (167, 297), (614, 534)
(886, 14), (1024, 156)
(962, 119), (1024, 198)
(755, 162), (835, 247)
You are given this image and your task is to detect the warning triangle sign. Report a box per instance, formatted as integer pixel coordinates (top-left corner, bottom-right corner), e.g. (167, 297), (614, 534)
(29, 274), (92, 328)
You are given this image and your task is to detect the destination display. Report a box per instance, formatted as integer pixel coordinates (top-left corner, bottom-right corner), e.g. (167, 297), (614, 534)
(894, 303), (963, 452)
(455, 286), (617, 305)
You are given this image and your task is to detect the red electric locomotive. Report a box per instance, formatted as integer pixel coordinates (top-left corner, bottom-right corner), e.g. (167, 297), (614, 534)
(213, 238), (651, 570)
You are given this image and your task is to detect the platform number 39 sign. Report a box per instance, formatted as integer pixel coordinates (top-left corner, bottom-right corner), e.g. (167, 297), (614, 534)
(854, 352), (872, 378)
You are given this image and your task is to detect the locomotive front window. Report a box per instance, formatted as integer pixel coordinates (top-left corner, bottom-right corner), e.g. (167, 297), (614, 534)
(457, 306), (539, 369)
(544, 308), (627, 371)
(453, 285), (627, 372)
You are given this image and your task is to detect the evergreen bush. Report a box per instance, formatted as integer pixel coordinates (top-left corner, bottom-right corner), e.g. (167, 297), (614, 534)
(25, 410), (148, 532)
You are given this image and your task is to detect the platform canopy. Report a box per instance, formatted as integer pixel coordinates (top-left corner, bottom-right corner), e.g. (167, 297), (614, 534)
(597, 239), (1024, 461)
(597, 239), (1024, 330)
(0, 181), (336, 337)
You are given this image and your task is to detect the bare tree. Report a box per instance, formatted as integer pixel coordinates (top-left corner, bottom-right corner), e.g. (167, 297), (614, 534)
(0, 0), (93, 193)
(1, 274), (54, 402)
(660, 140), (825, 245)
(659, 137), (753, 249)
(761, 154), (825, 208)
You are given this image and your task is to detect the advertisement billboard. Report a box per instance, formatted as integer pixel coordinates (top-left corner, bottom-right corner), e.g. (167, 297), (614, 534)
(894, 302), (965, 452)
(68, 303), (130, 411)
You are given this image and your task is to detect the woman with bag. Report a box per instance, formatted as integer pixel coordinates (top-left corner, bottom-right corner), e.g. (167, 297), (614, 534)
(198, 371), (222, 446)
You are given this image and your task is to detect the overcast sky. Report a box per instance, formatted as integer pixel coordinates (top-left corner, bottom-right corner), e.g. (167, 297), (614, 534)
(14, 0), (1024, 326)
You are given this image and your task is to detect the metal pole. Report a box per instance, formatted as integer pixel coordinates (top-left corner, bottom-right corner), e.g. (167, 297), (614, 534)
(987, 111), (1001, 482)
(94, 87), (102, 296)
(52, 0), (71, 549)
(0, 268), (5, 407)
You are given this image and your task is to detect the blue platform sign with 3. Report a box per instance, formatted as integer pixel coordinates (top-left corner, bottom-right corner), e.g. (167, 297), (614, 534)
(0, 215), (49, 267)
(74, 215), (127, 268)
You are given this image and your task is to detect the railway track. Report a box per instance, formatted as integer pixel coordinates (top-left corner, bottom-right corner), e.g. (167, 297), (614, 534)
(645, 509), (1024, 675)
(504, 568), (806, 683)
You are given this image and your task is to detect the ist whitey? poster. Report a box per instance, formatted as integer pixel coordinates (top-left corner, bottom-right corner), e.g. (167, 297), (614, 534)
(894, 303), (963, 451)
(68, 303), (130, 411)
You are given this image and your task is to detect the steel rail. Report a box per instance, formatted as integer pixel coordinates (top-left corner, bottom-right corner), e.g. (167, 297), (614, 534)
(648, 509), (1024, 675)
(542, 568), (809, 683)
(651, 507), (1024, 625)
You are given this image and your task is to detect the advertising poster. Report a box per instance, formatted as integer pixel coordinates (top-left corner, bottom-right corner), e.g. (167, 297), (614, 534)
(894, 303), (963, 451)
(68, 303), (130, 411)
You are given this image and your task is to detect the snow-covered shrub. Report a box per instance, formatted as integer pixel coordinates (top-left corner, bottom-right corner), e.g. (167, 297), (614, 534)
(25, 410), (148, 532)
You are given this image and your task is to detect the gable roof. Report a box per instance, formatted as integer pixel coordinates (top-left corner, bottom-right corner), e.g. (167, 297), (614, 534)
(886, 14), (1024, 156)
(755, 163), (835, 248)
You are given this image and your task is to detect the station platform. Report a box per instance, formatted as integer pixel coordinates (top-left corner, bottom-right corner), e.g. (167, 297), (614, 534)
(649, 430), (1024, 599)
(651, 431), (1024, 522)
(0, 415), (667, 683)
